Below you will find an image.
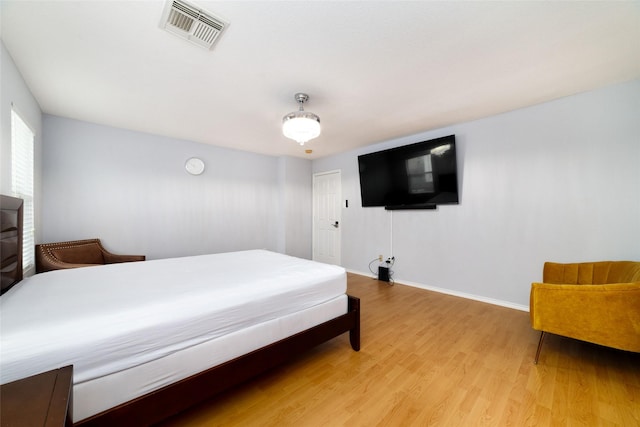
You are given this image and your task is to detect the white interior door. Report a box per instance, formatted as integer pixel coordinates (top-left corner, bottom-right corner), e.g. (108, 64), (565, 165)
(313, 170), (341, 265)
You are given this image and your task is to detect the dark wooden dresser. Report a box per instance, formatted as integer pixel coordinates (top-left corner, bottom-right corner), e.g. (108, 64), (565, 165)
(1, 365), (73, 427)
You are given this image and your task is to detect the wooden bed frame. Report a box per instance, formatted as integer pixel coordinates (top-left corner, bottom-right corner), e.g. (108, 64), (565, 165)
(77, 297), (359, 427)
(0, 194), (361, 427)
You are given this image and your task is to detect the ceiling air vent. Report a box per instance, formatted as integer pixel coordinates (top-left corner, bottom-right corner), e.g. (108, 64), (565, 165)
(160, 0), (228, 50)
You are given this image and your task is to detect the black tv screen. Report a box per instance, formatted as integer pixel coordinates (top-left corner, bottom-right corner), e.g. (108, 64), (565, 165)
(358, 135), (459, 209)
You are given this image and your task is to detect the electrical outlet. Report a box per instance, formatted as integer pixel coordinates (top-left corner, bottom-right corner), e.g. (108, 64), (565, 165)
(378, 254), (383, 262)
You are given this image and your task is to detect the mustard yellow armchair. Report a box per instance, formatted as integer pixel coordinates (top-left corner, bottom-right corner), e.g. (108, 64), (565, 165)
(530, 261), (640, 364)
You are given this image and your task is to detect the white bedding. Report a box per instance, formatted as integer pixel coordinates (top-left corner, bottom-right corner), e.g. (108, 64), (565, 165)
(74, 295), (347, 421)
(0, 249), (347, 387)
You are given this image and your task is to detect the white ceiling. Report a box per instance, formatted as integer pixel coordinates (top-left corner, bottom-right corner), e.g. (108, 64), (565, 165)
(2, 1), (639, 159)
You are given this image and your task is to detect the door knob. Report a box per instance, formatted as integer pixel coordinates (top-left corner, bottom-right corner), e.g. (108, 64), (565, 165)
(332, 221), (339, 228)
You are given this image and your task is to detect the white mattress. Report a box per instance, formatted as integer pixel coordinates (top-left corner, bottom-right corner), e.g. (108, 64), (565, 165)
(74, 294), (347, 422)
(0, 250), (347, 387)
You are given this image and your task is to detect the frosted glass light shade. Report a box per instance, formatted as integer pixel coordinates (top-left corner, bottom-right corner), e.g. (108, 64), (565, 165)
(282, 113), (321, 145)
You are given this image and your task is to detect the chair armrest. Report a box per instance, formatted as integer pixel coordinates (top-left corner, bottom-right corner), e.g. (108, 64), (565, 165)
(38, 259), (101, 273)
(102, 253), (146, 264)
(530, 282), (640, 352)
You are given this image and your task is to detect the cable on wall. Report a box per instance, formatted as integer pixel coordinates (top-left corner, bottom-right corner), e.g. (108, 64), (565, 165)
(390, 210), (393, 260)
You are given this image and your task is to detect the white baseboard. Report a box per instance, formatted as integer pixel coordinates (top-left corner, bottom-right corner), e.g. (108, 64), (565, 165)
(346, 269), (529, 312)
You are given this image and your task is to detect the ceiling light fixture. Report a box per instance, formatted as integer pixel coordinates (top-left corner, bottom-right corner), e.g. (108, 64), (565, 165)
(282, 93), (321, 145)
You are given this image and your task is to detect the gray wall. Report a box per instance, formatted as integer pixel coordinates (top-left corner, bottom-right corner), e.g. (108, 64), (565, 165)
(41, 116), (312, 260)
(313, 80), (640, 309)
(277, 156), (313, 259)
(1, 42), (43, 244)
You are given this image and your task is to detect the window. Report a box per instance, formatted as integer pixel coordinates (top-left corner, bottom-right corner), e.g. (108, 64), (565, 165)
(406, 154), (434, 194)
(11, 107), (35, 273)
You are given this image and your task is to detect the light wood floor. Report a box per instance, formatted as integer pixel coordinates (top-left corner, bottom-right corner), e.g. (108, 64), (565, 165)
(159, 273), (640, 426)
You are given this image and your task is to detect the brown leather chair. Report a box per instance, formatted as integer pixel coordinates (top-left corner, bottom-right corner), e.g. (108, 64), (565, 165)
(36, 238), (145, 273)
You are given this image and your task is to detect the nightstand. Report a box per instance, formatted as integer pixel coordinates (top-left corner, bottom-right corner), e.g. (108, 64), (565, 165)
(0, 365), (73, 427)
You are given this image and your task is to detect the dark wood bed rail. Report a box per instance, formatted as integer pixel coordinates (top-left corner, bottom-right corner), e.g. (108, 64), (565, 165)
(75, 295), (360, 427)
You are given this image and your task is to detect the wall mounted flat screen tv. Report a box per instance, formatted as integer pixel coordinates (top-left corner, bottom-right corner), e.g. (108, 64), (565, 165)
(358, 135), (459, 209)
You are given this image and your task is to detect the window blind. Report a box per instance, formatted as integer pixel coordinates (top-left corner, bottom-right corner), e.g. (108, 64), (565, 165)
(11, 107), (35, 273)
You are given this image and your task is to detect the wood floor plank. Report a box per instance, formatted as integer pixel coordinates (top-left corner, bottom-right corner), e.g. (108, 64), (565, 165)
(158, 273), (640, 426)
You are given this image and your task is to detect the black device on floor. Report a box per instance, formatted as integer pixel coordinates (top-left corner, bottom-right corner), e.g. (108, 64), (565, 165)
(378, 266), (390, 282)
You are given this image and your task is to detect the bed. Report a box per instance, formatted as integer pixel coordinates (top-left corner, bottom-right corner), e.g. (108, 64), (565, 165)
(0, 195), (360, 426)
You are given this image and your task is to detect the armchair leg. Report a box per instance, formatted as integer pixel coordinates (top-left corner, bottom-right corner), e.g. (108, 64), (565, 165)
(534, 331), (546, 364)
